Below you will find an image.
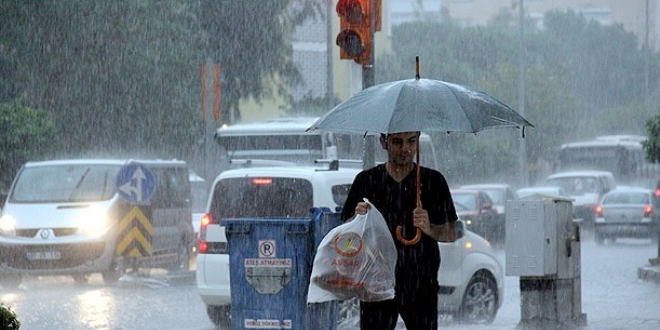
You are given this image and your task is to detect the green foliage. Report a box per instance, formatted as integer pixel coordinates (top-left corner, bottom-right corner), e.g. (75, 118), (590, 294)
(0, 99), (57, 188)
(0, 304), (20, 329)
(378, 9), (660, 185)
(643, 112), (660, 163)
(198, 0), (317, 123)
(0, 0), (316, 185)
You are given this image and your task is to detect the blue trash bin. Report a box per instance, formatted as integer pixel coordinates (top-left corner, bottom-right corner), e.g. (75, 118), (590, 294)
(225, 208), (341, 330)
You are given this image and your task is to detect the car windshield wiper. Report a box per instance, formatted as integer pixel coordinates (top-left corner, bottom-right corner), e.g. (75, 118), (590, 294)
(68, 167), (91, 202)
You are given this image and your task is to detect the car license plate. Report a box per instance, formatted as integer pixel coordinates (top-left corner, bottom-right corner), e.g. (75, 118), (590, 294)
(27, 251), (62, 260)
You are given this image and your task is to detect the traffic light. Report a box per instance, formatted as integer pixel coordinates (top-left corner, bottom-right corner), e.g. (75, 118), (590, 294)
(336, 0), (380, 65)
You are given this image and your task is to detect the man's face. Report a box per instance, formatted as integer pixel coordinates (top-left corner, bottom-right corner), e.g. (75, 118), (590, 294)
(381, 132), (419, 167)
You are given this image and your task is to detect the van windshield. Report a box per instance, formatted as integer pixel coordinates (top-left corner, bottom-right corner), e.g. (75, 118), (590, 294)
(10, 165), (121, 203)
(546, 177), (598, 195)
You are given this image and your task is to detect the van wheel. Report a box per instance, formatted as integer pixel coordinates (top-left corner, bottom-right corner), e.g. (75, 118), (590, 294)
(206, 305), (230, 329)
(72, 273), (90, 284)
(0, 274), (22, 289)
(102, 256), (126, 284)
(168, 242), (191, 272)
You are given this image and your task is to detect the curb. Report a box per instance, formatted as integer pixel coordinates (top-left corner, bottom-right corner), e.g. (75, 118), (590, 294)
(637, 265), (660, 285)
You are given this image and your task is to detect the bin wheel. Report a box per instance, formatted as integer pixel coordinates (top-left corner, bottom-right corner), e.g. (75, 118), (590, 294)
(206, 305), (230, 329)
(455, 271), (498, 324)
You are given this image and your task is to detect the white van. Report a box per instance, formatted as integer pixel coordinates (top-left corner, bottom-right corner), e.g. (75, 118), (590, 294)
(0, 159), (195, 288)
(545, 170), (617, 226)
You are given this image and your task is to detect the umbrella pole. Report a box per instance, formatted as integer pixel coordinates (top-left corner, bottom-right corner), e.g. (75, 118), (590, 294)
(396, 138), (423, 245)
(416, 140), (421, 208)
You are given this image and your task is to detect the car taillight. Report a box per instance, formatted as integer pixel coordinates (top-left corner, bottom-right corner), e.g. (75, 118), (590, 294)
(198, 240), (208, 254)
(655, 189), (660, 197)
(201, 213), (212, 227)
(197, 213), (228, 255)
(644, 205), (653, 217)
(594, 205), (603, 217)
(198, 213), (213, 254)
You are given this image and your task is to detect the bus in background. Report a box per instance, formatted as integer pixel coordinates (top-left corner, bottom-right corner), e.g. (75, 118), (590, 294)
(213, 117), (439, 171)
(554, 135), (660, 188)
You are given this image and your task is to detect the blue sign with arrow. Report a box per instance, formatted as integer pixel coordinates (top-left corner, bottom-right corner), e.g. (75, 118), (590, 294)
(116, 162), (155, 204)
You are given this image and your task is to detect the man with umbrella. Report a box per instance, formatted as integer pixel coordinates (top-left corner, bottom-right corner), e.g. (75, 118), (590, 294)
(341, 130), (458, 330)
(310, 57), (533, 329)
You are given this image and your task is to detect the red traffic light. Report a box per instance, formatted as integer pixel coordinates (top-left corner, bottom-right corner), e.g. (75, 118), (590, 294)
(336, 29), (365, 58)
(337, 0), (365, 24)
(336, 0), (380, 65)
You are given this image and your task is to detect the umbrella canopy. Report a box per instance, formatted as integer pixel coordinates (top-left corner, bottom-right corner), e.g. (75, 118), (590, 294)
(307, 78), (533, 136)
(309, 61), (533, 245)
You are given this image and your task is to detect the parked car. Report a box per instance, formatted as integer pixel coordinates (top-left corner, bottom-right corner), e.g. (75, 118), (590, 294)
(594, 186), (659, 244)
(516, 186), (567, 199)
(196, 165), (504, 327)
(450, 189), (501, 243)
(451, 189), (497, 223)
(459, 183), (517, 214)
(544, 170), (616, 229)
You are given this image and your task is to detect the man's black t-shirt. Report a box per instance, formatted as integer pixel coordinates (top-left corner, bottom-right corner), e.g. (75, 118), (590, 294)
(341, 163), (457, 289)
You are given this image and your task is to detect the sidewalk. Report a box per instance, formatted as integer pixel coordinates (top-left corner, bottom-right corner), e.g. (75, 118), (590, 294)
(638, 257), (660, 285)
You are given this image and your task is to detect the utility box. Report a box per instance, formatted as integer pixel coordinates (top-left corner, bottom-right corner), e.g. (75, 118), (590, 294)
(224, 208), (341, 330)
(506, 197), (574, 277)
(505, 195), (587, 329)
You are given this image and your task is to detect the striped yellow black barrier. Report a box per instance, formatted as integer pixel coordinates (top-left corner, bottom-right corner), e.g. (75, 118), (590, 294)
(116, 205), (153, 257)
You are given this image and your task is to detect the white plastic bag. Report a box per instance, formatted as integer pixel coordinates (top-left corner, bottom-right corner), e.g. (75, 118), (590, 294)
(307, 199), (396, 303)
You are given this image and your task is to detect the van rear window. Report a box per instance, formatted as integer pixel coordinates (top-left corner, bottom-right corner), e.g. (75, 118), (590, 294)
(210, 177), (313, 219)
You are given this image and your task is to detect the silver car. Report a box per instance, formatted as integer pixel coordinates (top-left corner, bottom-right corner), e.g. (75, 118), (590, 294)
(594, 187), (659, 244)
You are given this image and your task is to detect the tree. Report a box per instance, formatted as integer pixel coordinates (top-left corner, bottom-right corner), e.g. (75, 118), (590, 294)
(0, 99), (57, 189)
(0, 0), (318, 178)
(197, 0), (321, 124)
(643, 112), (660, 162)
(376, 18), (575, 185)
(376, 9), (660, 185)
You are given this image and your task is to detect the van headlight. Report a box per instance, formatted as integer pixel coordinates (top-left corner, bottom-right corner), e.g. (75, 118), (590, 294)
(77, 207), (111, 236)
(0, 214), (16, 236)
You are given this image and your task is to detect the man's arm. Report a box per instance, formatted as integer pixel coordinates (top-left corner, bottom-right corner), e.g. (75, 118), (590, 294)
(414, 207), (457, 242)
(428, 221), (457, 242)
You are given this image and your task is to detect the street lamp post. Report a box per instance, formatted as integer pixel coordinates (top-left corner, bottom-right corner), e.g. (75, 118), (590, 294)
(518, 0), (527, 187)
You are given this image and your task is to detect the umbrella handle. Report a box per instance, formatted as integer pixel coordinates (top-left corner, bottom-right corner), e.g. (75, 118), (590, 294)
(396, 137), (423, 246)
(396, 226), (422, 245)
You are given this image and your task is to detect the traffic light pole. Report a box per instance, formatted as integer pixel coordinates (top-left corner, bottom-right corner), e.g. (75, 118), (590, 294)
(362, 63), (375, 170)
(362, 1), (376, 170)
(334, 0), (378, 169)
